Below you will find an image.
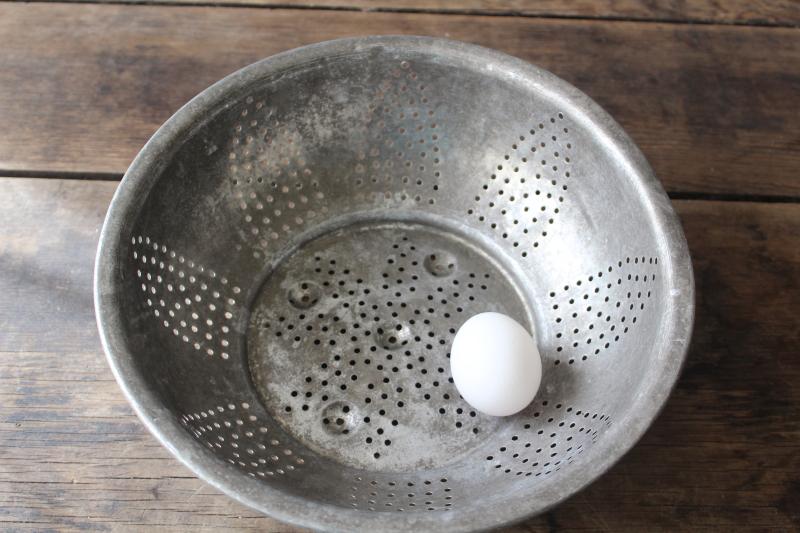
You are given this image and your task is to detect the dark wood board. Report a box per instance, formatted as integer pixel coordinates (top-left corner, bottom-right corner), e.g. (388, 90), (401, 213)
(1, 177), (798, 531)
(1, 3), (799, 197)
(50, 0), (800, 26)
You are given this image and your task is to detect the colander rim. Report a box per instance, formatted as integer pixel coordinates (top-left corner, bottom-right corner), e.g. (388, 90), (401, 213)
(95, 35), (695, 532)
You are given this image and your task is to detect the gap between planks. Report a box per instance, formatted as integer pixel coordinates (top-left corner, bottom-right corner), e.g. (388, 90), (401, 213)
(1, 0), (798, 28)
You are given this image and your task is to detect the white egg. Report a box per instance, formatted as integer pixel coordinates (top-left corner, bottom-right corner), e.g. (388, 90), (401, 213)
(450, 312), (542, 417)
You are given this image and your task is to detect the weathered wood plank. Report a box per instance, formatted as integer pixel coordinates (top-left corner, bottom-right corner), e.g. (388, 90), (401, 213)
(52, 0), (800, 27)
(1, 4), (799, 196)
(0, 178), (296, 531)
(1, 177), (798, 530)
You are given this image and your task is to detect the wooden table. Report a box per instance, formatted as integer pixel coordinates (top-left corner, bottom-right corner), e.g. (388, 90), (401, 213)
(1, 1), (799, 530)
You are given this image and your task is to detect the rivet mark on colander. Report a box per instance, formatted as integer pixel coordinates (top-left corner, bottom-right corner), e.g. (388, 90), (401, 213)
(288, 280), (322, 309)
(423, 252), (457, 277)
(377, 323), (411, 350)
(321, 401), (360, 435)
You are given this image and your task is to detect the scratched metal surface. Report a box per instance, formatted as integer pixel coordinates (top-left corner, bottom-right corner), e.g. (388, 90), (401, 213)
(94, 37), (693, 531)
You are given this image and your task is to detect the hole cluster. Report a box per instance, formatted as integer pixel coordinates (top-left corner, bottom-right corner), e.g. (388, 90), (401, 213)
(350, 475), (454, 512)
(487, 401), (612, 478)
(180, 401), (305, 477)
(132, 235), (238, 360)
(549, 256), (659, 365)
(254, 231), (505, 464)
(227, 96), (307, 183)
(468, 113), (571, 256)
(236, 185), (327, 260)
(352, 61), (442, 205)
(223, 62), (449, 259)
(223, 96), (331, 260)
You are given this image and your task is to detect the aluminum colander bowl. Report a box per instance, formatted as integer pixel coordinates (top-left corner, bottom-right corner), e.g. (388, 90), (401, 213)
(95, 36), (694, 532)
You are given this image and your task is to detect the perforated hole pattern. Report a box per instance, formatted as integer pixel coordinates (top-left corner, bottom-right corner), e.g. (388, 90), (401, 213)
(247, 225), (518, 469)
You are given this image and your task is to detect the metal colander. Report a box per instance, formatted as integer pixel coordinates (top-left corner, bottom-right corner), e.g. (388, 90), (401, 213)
(95, 36), (694, 532)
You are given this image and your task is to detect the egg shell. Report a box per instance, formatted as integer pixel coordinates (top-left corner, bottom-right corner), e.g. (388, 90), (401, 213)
(450, 312), (542, 417)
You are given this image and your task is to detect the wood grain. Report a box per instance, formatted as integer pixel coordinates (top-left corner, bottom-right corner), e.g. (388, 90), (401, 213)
(1, 177), (798, 530)
(1, 3), (799, 197)
(52, 0), (800, 26)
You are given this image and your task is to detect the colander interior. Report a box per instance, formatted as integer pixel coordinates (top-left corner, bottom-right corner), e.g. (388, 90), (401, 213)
(97, 37), (692, 531)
